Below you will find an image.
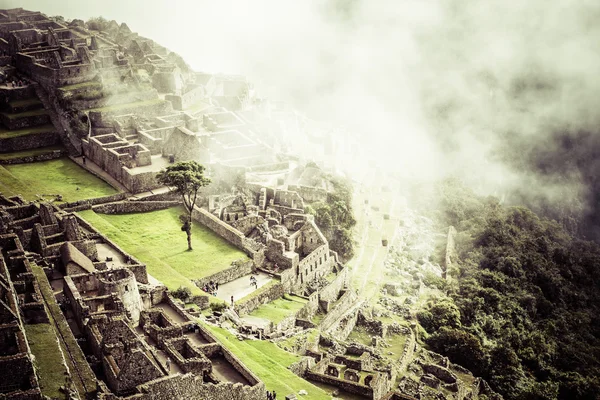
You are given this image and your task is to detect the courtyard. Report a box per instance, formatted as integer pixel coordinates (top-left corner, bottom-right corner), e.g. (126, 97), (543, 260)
(0, 156), (118, 201)
(78, 207), (249, 295)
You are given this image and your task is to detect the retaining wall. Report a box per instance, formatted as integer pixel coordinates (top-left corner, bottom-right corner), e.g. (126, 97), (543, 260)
(235, 281), (285, 316)
(92, 200), (180, 214)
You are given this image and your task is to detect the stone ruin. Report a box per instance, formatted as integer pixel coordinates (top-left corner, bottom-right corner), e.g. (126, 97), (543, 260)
(0, 195), (266, 399)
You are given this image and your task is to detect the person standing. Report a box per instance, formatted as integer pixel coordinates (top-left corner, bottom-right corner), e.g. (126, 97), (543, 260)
(166, 357), (171, 372)
(231, 295), (234, 307)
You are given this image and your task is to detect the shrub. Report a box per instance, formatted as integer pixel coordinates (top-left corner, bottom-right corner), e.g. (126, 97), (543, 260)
(171, 286), (192, 303)
(210, 302), (227, 313)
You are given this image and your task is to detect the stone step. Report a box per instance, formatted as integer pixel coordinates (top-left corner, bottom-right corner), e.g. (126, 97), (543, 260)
(0, 109), (51, 130)
(7, 98), (43, 113)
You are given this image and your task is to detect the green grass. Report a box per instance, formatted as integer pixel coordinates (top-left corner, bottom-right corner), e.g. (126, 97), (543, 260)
(85, 98), (163, 113)
(25, 323), (68, 399)
(77, 207), (248, 295)
(0, 157), (118, 201)
(249, 294), (308, 325)
(203, 323), (330, 399)
(0, 145), (64, 160)
(31, 264), (97, 396)
(60, 81), (103, 91)
(0, 124), (55, 139)
(1, 108), (48, 119)
(8, 98), (42, 108)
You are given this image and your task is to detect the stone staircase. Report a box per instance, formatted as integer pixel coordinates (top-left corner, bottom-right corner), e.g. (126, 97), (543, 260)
(0, 85), (61, 154)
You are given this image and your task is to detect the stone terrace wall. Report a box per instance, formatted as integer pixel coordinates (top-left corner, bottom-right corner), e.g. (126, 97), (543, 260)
(135, 373), (265, 400)
(306, 363), (372, 398)
(92, 200), (180, 214)
(73, 213), (148, 284)
(287, 184), (328, 203)
(235, 281), (285, 316)
(319, 267), (349, 312)
(60, 192), (128, 210)
(0, 130), (59, 152)
(191, 206), (245, 249)
(443, 226), (457, 280)
(195, 259), (253, 288)
(0, 148), (65, 164)
(320, 289), (358, 332)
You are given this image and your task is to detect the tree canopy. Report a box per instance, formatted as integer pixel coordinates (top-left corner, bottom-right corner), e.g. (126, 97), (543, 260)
(156, 161), (210, 250)
(156, 161), (211, 214)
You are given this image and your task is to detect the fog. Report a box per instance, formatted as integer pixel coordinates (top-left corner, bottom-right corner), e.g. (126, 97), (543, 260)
(8, 0), (600, 237)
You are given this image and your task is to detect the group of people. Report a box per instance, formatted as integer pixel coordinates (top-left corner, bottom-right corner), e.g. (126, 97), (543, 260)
(202, 280), (219, 296)
(249, 275), (258, 289)
(266, 390), (277, 399)
(4, 77), (28, 88)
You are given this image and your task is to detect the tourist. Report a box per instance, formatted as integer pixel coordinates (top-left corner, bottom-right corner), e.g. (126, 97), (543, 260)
(272, 390), (276, 399)
(82, 155), (86, 165)
(267, 391), (272, 400)
(215, 282), (219, 290)
(166, 357), (171, 372)
(230, 295), (234, 307)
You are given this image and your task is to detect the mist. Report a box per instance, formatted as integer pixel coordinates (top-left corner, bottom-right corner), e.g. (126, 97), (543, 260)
(8, 0), (600, 237)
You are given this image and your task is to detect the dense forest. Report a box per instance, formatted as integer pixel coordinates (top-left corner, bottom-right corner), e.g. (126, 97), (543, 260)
(417, 181), (600, 400)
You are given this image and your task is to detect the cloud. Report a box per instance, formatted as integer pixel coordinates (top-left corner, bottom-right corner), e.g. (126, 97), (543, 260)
(11, 0), (600, 236)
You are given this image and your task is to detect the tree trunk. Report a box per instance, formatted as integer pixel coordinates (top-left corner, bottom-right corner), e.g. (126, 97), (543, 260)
(187, 213), (193, 250)
(187, 229), (192, 251)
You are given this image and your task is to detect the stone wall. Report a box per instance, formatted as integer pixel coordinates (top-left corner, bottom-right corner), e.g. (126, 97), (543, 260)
(306, 367), (372, 398)
(295, 292), (319, 321)
(397, 328), (416, 373)
(443, 226), (457, 280)
(320, 289), (358, 332)
(92, 201), (180, 214)
(121, 169), (160, 194)
(0, 130), (58, 152)
(0, 148), (65, 164)
(194, 259), (253, 288)
(73, 213), (148, 284)
(0, 112), (51, 130)
(61, 193), (128, 210)
(135, 373), (265, 400)
(191, 206), (245, 249)
(235, 281), (285, 316)
(287, 184), (328, 203)
(318, 266), (348, 312)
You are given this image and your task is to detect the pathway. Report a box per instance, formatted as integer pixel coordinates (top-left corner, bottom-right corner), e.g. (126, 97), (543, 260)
(212, 271), (272, 303)
(134, 325), (183, 375)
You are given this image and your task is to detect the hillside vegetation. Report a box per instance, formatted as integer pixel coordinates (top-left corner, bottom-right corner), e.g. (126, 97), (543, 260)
(417, 181), (600, 400)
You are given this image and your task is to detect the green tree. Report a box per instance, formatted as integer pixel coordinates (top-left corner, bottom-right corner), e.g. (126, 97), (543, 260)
(156, 161), (211, 250)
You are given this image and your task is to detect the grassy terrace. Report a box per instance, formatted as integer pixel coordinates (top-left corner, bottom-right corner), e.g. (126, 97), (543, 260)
(0, 108), (48, 119)
(0, 124), (55, 139)
(78, 207), (248, 295)
(0, 145), (64, 160)
(203, 323), (330, 399)
(85, 98), (164, 113)
(8, 98), (42, 108)
(25, 323), (68, 399)
(59, 81), (103, 91)
(249, 294), (308, 324)
(31, 264), (97, 397)
(0, 157), (118, 201)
